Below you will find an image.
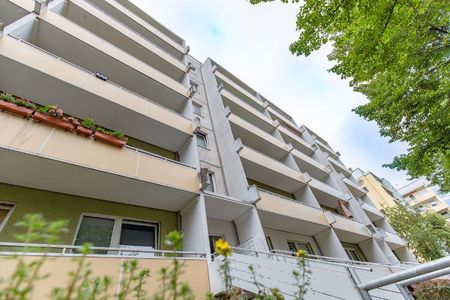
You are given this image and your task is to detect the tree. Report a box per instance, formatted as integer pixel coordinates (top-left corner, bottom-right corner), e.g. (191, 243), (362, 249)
(249, 0), (450, 192)
(383, 204), (450, 261)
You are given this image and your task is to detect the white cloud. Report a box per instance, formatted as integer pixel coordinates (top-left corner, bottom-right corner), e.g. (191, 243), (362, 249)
(131, 0), (410, 187)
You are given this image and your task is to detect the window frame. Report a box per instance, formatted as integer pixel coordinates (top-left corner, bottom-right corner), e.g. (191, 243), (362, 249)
(342, 242), (367, 262)
(204, 171), (216, 192)
(0, 202), (15, 233)
(287, 240), (315, 255)
(208, 234), (225, 254)
(196, 132), (208, 149)
(73, 213), (161, 250)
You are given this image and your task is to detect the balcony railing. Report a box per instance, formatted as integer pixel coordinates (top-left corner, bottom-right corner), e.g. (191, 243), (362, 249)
(0, 242), (206, 258)
(8, 35), (189, 121)
(125, 145), (195, 170)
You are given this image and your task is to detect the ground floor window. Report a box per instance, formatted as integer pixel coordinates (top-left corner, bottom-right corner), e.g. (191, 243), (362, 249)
(209, 234), (224, 254)
(342, 242), (366, 262)
(74, 214), (159, 253)
(287, 240), (315, 255)
(0, 202), (14, 232)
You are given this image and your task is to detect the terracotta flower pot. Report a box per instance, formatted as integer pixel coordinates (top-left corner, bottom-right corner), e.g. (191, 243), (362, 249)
(94, 131), (127, 148)
(0, 99), (34, 118)
(75, 125), (94, 138)
(33, 111), (75, 131)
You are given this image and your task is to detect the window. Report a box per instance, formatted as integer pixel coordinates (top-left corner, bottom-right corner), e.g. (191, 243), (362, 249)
(287, 241), (314, 255)
(196, 132), (208, 148)
(205, 172), (216, 192)
(193, 102), (202, 116)
(0, 202), (14, 232)
(209, 234), (224, 254)
(74, 215), (159, 253)
(189, 81), (199, 95)
(342, 243), (366, 262)
(266, 236), (274, 251)
(441, 211), (450, 219)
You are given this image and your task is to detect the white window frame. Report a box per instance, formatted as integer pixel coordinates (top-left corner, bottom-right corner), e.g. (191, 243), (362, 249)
(196, 132), (208, 149)
(73, 213), (160, 250)
(192, 101), (203, 117)
(287, 240), (315, 255)
(0, 202), (15, 233)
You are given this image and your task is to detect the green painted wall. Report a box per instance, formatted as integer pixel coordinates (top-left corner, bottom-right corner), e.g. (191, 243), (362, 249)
(127, 137), (177, 161)
(0, 183), (177, 250)
(247, 178), (295, 199)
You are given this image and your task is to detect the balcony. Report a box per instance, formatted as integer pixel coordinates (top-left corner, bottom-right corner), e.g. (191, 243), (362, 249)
(315, 139), (339, 159)
(291, 149), (331, 180)
(214, 69), (264, 109)
(0, 113), (199, 211)
(85, 0), (188, 60)
(52, 0), (187, 81)
(325, 212), (372, 243)
(227, 111), (292, 159)
(237, 142), (308, 193)
(328, 157), (351, 177)
(360, 203), (384, 221)
(0, 0), (30, 26)
(343, 177), (367, 198)
(0, 36), (193, 151)
(278, 124), (315, 155)
(308, 178), (350, 207)
(220, 88), (276, 132)
(256, 189), (330, 235)
(267, 106), (299, 131)
(10, 14), (189, 112)
(384, 231), (407, 250)
(0, 244), (209, 299)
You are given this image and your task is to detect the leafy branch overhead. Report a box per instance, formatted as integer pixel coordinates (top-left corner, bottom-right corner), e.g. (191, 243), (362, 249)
(249, 0), (450, 192)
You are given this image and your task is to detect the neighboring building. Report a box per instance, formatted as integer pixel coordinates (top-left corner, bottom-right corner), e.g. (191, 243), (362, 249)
(0, 0), (417, 298)
(399, 179), (450, 221)
(352, 168), (403, 210)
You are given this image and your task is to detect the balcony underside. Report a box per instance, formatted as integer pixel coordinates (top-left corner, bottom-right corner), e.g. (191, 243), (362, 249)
(0, 0), (30, 26)
(331, 217), (372, 243)
(0, 45), (191, 151)
(309, 179), (349, 207)
(0, 146), (197, 211)
(384, 233), (406, 250)
(291, 149), (330, 180)
(204, 192), (253, 221)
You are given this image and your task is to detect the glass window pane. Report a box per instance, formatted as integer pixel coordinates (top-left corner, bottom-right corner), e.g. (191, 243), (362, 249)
(119, 223), (156, 248)
(205, 173), (215, 192)
(196, 133), (207, 148)
(75, 216), (114, 248)
(209, 235), (222, 254)
(193, 103), (202, 115)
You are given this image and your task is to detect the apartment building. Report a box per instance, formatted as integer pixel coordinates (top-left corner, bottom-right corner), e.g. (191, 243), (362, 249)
(352, 168), (404, 210)
(0, 0), (418, 298)
(399, 179), (450, 221)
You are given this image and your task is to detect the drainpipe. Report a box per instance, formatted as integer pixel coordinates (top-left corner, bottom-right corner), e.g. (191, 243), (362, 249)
(357, 256), (450, 300)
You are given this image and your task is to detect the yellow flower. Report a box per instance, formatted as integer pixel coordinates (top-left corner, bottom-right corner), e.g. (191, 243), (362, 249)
(296, 249), (307, 258)
(215, 239), (232, 256)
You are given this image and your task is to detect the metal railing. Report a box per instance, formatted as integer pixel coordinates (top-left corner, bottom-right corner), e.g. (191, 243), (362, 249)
(7, 35), (190, 121)
(0, 242), (206, 259)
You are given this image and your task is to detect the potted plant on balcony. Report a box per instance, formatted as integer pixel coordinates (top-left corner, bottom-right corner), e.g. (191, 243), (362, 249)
(0, 92), (36, 118)
(75, 117), (95, 137)
(94, 127), (127, 148)
(33, 105), (75, 132)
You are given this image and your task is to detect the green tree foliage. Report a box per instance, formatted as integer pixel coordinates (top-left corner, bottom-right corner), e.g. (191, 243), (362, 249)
(249, 0), (450, 192)
(384, 204), (450, 261)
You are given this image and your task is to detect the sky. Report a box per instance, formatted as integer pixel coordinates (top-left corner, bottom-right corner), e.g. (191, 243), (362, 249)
(131, 0), (411, 188)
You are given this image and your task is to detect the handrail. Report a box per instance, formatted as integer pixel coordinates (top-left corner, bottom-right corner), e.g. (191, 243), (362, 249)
(124, 145), (195, 170)
(0, 242), (206, 259)
(7, 35), (190, 121)
(257, 188), (324, 211)
(75, 0), (186, 59)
